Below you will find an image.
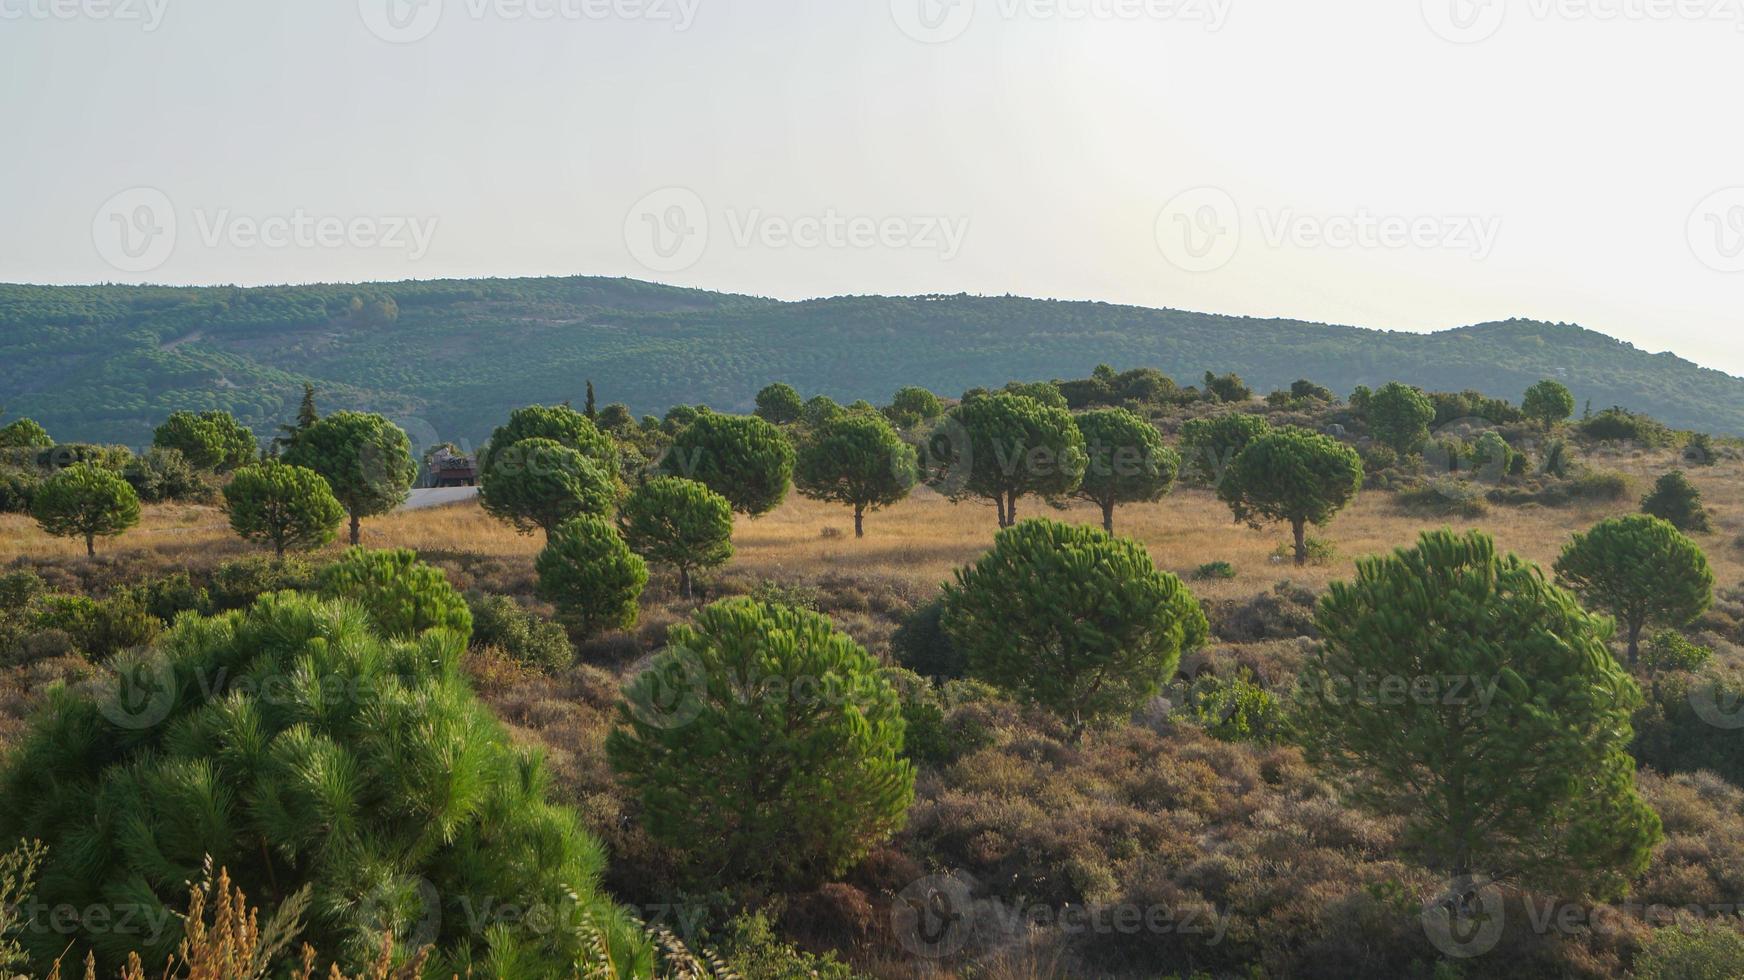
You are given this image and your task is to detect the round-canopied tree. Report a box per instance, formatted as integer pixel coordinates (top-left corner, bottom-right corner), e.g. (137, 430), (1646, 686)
(479, 403), (618, 477)
(0, 417), (52, 449)
(795, 413), (918, 537)
(1178, 412), (1271, 485)
(619, 477), (734, 598)
(1073, 408), (1180, 533)
(1555, 514), (1714, 666)
(1218, 428), (1363, 565)
(942, 519), (1207, 730)
(1522, 379), (1577, 430)
(30, 463), (141, 556)
(885, 386), (943, 429)
(754, 382), (805, 425)
(0, 591), (649, 975)
(222, 461), (345, 556)
(536, 515), (648, 637)
(316, 546), (472, 640)
(1366, 382), (1437, 455)
(479, 437), (617, 539)
(152, 409), (259, 472)
(929, 392), (1087, 528)
(1641, 470), (1710, 533)
(281, 411), (416, 545)
(606, 597), (915, 889)
(1295, 529), (1660, 896)
(659, 413), (795, 517)
(802, 394), (846, 429)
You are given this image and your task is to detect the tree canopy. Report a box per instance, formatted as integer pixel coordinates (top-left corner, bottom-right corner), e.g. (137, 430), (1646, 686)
(1217, 428), (1362, 565)
(222, 460), (345, 555)
(794, 412), (918, 537)
(281, 411), (416, 545)
(1296, 529), (1661, 896)
(943, 518), (1207, 730)
(1555, 514), (1714, 666)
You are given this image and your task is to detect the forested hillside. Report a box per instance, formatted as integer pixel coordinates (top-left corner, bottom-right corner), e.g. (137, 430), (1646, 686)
(4, 276), (1739, 445)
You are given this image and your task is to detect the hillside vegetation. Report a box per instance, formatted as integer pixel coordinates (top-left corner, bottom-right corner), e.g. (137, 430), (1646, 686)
(4, 277), (1741, 445)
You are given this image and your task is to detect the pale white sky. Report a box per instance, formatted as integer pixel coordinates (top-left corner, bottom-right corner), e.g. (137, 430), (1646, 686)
(2, 0), (1741, 374)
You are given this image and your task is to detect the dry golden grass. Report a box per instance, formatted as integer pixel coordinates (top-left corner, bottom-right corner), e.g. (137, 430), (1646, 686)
(2, 449), (1738, 606)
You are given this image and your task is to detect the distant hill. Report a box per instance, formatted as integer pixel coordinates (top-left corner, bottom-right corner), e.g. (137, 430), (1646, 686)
(3, 276), (1740, 446)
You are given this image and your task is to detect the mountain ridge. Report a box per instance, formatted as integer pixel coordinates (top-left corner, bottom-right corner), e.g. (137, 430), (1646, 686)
(1, 276), (1737, 445)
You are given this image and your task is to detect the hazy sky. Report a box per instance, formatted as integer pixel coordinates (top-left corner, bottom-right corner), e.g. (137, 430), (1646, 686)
(3, 0), (1741, 376)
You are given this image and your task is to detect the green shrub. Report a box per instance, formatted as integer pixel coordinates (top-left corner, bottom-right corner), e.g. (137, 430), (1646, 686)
(890, 598), (965, 680)
(0, 467), (37, 514)
(316, 547), (472, 640)
(1172, 669), (1282, 743)
(1644, 629), (1713, 673)
(29, 593), (159, 660)
(207, 555), (319, 611)
(465, 591), (573, 672)
(1567, 469), (1630, 501)
(1193, 561), (1237, 581)
(122, 447), (215, 503)
(1636, 921), (1744, 980)
(1580, 407), (1673, 446)
(713, 911), (858, 980)
(1642, 470), (1711, 533)
(747, 580), (823, 612)
(607, 598), (914, 889)
(126, 572), (210, 623)
(943, 519), (1207, 729)
(1397, 479), (1488, 518)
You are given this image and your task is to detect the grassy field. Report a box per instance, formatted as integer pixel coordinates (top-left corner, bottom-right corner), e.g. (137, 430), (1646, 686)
(4, 446), (1737, 609)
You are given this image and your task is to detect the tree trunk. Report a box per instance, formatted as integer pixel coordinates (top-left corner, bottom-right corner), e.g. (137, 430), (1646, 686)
(1293, 519), (1308, 566)
(1627, 619), (1643, 667)
(349, 513), (361, 546)
(995, 494), (1007, 528)
(679, 566), (692, 599)
(1101, 500), (1115, 535)
(854, 504), (865, 539)
(85, 532), (95, 557)
(1006, 491), (1019, 527)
